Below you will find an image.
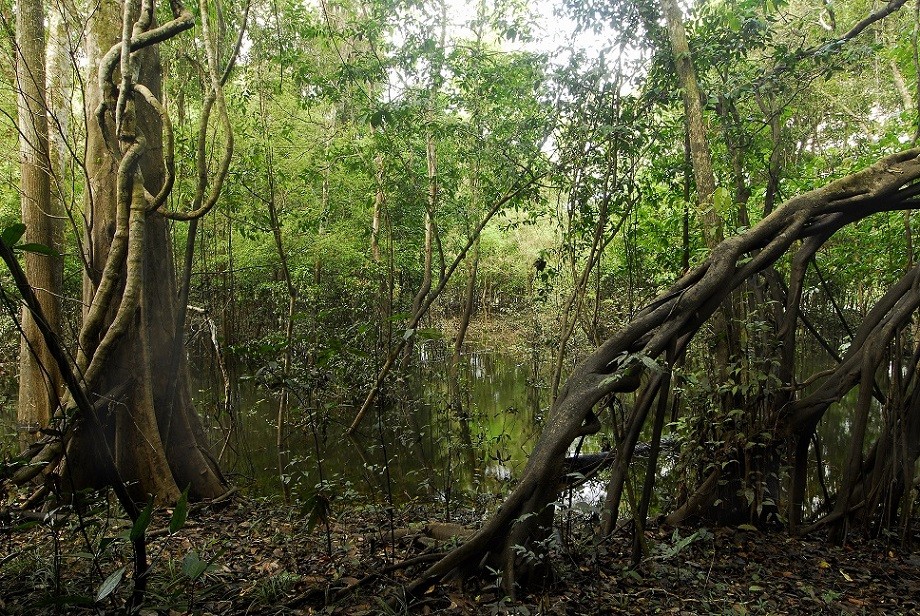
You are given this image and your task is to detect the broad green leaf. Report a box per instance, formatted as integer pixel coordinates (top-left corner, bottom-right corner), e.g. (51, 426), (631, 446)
(129, 501), (153, 542)
(638, 354), (664, 373)
(182, 550), (209, 580)
(415, 328), (443, 340)
(98, 537), (117, 551)
(713, 186), (731, 217)
(169, 488), (189, 534)
(95, 566), (125, 602)
(306, 493), (330, 534)
(1, 223), (26, 247)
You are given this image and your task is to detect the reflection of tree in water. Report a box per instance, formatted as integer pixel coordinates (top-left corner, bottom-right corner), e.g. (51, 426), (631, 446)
(186, 349), (546, 504)
(799, 348), (882, 520)
(422, 349), (545, 497)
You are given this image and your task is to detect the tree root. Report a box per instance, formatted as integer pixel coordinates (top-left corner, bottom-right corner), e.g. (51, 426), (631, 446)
(394, 147), (920, 601)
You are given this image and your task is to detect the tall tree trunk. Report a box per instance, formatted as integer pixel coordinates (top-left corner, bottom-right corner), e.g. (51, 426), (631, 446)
(404, 134), (437, 362)
(659, 0), (738, 490)
(315, 110), (334, 285)
(449, 237), (479, 415)
(371, 150), (393, 355)
(660, 0), (722, 248)
(371, 152), (384, 264)
(257, 86), (297, 503)
(65, 0), (225, 502)
(660, 0), (734, 381)
(403, 0), (445, 364)
(16, 0), (64, 452)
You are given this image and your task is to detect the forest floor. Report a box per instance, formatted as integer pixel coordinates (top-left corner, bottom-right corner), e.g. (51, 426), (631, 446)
(2, 495), (919, 615)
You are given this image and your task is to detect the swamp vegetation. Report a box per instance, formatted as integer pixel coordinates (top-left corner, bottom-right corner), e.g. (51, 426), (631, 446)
(2, 0), (920, 612)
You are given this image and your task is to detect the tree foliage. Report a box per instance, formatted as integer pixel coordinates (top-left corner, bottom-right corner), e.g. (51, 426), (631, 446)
(2, 0), (920, 608)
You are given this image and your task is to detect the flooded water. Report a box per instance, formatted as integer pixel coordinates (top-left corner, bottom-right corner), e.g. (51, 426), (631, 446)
(0, 342), (882, 519)
(192, 341), (549, 511)
(193, 346), (880, 515)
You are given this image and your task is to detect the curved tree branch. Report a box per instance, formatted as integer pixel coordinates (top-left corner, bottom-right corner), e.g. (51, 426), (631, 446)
(400, 147), (920, 598)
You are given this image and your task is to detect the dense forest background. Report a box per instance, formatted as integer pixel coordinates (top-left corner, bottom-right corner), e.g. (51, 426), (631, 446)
(1, 0), (920, 611)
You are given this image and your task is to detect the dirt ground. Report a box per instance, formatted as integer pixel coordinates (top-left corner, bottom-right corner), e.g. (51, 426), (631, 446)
(2, 496), (919, 614)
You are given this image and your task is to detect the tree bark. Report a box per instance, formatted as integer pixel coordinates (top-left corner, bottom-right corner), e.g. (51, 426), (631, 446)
(660, 0), (722, 248)
(403, 134), (437, 364)
(406, 146), (920, 596)
(63, 0), (226, 502)
(16, 0), (64, 452)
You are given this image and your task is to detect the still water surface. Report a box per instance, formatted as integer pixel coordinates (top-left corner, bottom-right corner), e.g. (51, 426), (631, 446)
(0, 344), (872, 515)
(194, 343), (548, 507)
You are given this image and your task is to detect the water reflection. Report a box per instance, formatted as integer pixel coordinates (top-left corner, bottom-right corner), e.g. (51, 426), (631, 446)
(0, 344), (882, 520)
(804, 355), (883, 518)
(194, 346), (547, 506)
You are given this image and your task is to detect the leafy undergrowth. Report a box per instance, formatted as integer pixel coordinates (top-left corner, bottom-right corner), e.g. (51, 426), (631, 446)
(2, 496), (918, 614)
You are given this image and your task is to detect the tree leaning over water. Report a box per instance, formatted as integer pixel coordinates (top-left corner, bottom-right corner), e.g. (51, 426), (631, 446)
(404, 144), (920, 598)
(390, 0), (920, 599)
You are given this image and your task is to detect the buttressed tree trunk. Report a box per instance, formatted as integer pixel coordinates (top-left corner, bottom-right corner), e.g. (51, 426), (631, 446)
(62, 0), (226, 502)
(16, 0), (64, 451)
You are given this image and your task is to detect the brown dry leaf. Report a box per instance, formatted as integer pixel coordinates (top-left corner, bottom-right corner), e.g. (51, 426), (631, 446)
(448, 593), (474, 609)
(254, 559), (280, 574)
(847, 598), (867, 607)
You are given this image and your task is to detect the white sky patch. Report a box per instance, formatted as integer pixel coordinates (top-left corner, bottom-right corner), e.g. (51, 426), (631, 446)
(442, 0), (621, 59)
(380, 0), (633, 104)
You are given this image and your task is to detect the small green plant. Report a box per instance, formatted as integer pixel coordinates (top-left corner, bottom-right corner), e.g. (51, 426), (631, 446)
(253, 570), (301, 603)
(821, 589), (840, 605)
(653, 527), (713, 561)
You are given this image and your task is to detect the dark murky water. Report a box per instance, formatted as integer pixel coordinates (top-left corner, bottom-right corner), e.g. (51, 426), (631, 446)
(0, 344), (880, 517)
(193, 342), (549, 508)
